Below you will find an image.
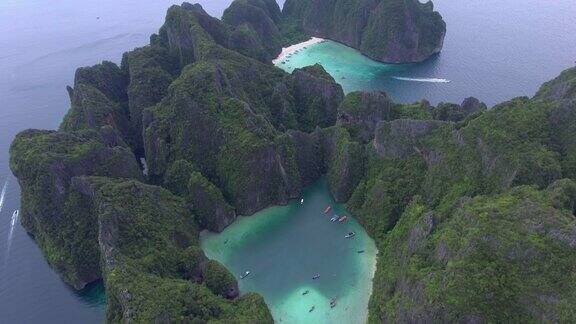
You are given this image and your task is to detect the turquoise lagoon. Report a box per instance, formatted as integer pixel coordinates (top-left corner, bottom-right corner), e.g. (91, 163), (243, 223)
(275, 40), (410, 94)
(201, 180), (377, 324)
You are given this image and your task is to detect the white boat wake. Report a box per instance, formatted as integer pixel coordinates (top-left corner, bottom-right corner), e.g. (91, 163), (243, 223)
(5, 209), (19, 265)
(0, 179), (8, 214)
(393, 76), (451, 83)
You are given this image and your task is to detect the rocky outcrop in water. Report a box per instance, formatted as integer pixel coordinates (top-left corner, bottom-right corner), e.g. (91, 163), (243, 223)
(70, 177), (268, 322)
(9, 0), (576, 322)
(282, 0), (446, 63)
(9, 128), (142, 289)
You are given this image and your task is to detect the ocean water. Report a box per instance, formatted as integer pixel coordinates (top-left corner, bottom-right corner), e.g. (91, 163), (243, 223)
(0, 1), (256, 322)
(0, 0), (575, 322)
(277, 0), (576, 107)
(201, 180), (377, 324)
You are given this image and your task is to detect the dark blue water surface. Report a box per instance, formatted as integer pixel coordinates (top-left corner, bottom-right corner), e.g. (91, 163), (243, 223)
(0, 0), (574, 322)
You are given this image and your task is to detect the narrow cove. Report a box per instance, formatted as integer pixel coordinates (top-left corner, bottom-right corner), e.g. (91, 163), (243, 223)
(201, 179), (377, 323)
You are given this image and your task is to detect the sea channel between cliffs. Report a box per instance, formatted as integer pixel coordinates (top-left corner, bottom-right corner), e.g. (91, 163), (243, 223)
(201, 179), (377, 323)
(198, 38), (387, 324)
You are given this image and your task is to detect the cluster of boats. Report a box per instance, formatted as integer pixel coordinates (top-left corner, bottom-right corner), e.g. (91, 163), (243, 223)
(323, 205), (355, 238)
(301, 205), (356, 313)
(238, 202), (361, 315)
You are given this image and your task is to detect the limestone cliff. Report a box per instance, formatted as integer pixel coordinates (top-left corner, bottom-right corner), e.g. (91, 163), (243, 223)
(9, 1), (576, 322)
(282, 0), (446, 63)
(9, 128), (142, 289)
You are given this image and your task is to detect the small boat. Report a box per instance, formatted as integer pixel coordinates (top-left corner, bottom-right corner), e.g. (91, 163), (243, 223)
(300, 198), (304, 204)
(330, 298), (337, 308)
(323, 206), (332, 213)
(312, 274), (320, 280)
(240, 270), (251, 279)
(302, 290), (309, 295)
(338, 215), (348, 222)
(357, 250), (365, 254)
(330, 215), (338, 222)
(309, 306), (315, 313)
(345, 232), (356, 238)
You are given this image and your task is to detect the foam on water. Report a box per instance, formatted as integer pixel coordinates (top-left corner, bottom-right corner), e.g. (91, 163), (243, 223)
(5, 209), (19, 265)
(392, 76), (451, 83)
(0, 179), (8, 214)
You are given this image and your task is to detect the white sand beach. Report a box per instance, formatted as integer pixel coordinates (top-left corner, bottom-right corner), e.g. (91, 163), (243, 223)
(272, 37), (325, 64)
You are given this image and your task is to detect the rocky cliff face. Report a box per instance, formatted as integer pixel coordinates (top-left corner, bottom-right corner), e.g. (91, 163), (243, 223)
(273, 64), (345, 132)
(70, 177), (269, 322)
(337, 91), (396, 142)
(9, 128), (142, 289)
(60, 62), (134, 147)
(369, 181), (576, 323)
(223, 0), (283, 62)
(9, 0), (576, 322)
(283, 0), (446, 63)
(345, 69), (576, 321)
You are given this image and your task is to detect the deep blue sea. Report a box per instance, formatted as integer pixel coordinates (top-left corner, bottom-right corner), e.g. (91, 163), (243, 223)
(0, 0), (574, 322)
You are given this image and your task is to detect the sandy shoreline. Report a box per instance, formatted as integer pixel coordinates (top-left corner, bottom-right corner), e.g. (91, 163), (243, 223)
(272, 37), (325, 64)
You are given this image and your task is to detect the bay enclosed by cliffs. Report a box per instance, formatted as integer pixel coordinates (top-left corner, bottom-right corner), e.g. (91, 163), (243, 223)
(202, 180), (377, 324)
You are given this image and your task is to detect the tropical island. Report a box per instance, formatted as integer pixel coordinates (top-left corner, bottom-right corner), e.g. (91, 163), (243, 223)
(9, 0), (576, 323)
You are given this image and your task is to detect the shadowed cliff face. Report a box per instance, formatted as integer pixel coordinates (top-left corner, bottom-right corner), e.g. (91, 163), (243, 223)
(9, 128), (142, 289)
(345, 69), (576, 322)
(223, 0), (284, 61)
(8, 0), (576, 322)
(283, 0), (446, 63)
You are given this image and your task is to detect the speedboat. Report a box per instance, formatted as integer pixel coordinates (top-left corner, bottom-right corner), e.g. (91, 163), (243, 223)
(330, 215), (338, 222)
(300, 198), (304, 204)
(240, 270), (251, 279)
(323, 206), (332, 213)
(338, 215), (348, 222)
(312, 274), (320, 280)
(345, 232), (356, 238)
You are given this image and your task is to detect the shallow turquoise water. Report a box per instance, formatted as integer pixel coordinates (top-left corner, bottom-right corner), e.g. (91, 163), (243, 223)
(201, 180), (377, 323)
(277, 40), (410, 94)
(1, 0), (576, 321)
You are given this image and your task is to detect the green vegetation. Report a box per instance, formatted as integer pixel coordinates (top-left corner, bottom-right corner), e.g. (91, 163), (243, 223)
(223, 0), (283, 61)
(343, 69), (576, 322)
(83, 178), (270, 323)
(9, 1), (576, 322)
(282, 0), (446, 63)
(9, 129), (142, 289)
(204, 260), (238, 298)
(369, 182), (576, 322)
